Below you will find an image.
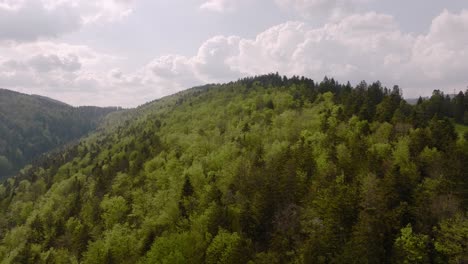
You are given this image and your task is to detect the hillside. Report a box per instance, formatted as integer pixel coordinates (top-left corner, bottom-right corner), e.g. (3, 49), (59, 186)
(0, 75), (467, 263)
(0, 89), (121, 179)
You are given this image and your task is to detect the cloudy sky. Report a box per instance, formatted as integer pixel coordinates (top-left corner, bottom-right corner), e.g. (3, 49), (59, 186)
(0, 0), (467, 107)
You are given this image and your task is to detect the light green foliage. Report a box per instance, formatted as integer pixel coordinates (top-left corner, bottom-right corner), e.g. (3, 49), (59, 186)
(394, 224), (429, 264)
(336, 143), (351, 170)
(0, 75), (465, 263)
(454, 123), (468, 139)
(369, 142), (392, 159)
(144, 231), (207, 264)
(206, 230), (246, 264)
(41, 248), (79, 264)
(9, 200), (34, 224)
(371, 122), (393, 143)
(0, 226), (30, 263)
(393, 137), (418, 181)
(100, 195), (128, 228)
(83, 224), (139, 264)
(434, 214), (468, 264)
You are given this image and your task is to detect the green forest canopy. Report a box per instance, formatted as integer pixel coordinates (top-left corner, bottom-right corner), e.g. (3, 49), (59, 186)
(0, 74), (467, 263)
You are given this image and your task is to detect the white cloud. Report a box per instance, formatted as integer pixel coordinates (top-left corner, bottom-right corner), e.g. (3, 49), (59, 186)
(143, 36), (243, 88)
(275, 0), (373, 19)
(192, 36), (242, 81)
(143, 9), (468, 99)
(408, 9), (468, 85)
(0, 41), (117, 101)
(145, 54), (199, 89)
(1, 9), (468, 107)
(0, 0), (134, 41)
(200, 0), (248, 12)
(0, 40), (191, 107)
(144, 12), (410, 88)
(28, 54), (82, 73)
(200, 0), (230, 12)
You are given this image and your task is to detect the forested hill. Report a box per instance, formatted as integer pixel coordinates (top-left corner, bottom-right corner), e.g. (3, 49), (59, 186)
(0, 89), (121, 179)
(0, 75), (467, 263)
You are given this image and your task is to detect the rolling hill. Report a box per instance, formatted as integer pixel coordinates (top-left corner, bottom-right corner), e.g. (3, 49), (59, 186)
(0, 75), (466, 263)
(0, 89), (121, 179)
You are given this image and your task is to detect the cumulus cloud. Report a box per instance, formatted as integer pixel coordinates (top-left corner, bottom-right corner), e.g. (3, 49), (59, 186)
(0, 41), (116, 102)
(144, 55), (199, 90)
(192, 36), (242, 81)
(0, 0), (134, 41)
(144, 9), (468, 99)
(409, 9), (468, 85)
(28, 54), (82, 73)
(143, 36), (243, 89)
(1, 9), (468, 107)
(143, 12), (409, 90)
(0, 40), (182, 107)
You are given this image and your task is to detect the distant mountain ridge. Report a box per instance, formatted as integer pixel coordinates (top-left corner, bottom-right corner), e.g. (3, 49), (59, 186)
(0, 88), (121, 179)
(31, 94), (71, 107)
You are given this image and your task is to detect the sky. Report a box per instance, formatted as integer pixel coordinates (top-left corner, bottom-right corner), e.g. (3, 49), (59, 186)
(0, 0), (467, 107)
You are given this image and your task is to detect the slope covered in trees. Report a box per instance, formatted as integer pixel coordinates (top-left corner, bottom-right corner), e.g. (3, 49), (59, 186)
(0, 89), (121, 179)
(0, 75), (467, 263)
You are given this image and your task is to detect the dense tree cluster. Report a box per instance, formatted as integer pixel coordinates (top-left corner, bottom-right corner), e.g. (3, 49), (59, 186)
(0, 89), (120, 179)
(417, 90), (468, 124)
(0, 75), (466, 263)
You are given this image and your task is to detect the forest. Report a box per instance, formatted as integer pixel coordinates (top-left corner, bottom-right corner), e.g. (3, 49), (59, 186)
(0, 74), (467, 263)
(0, 89), (121, 179)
